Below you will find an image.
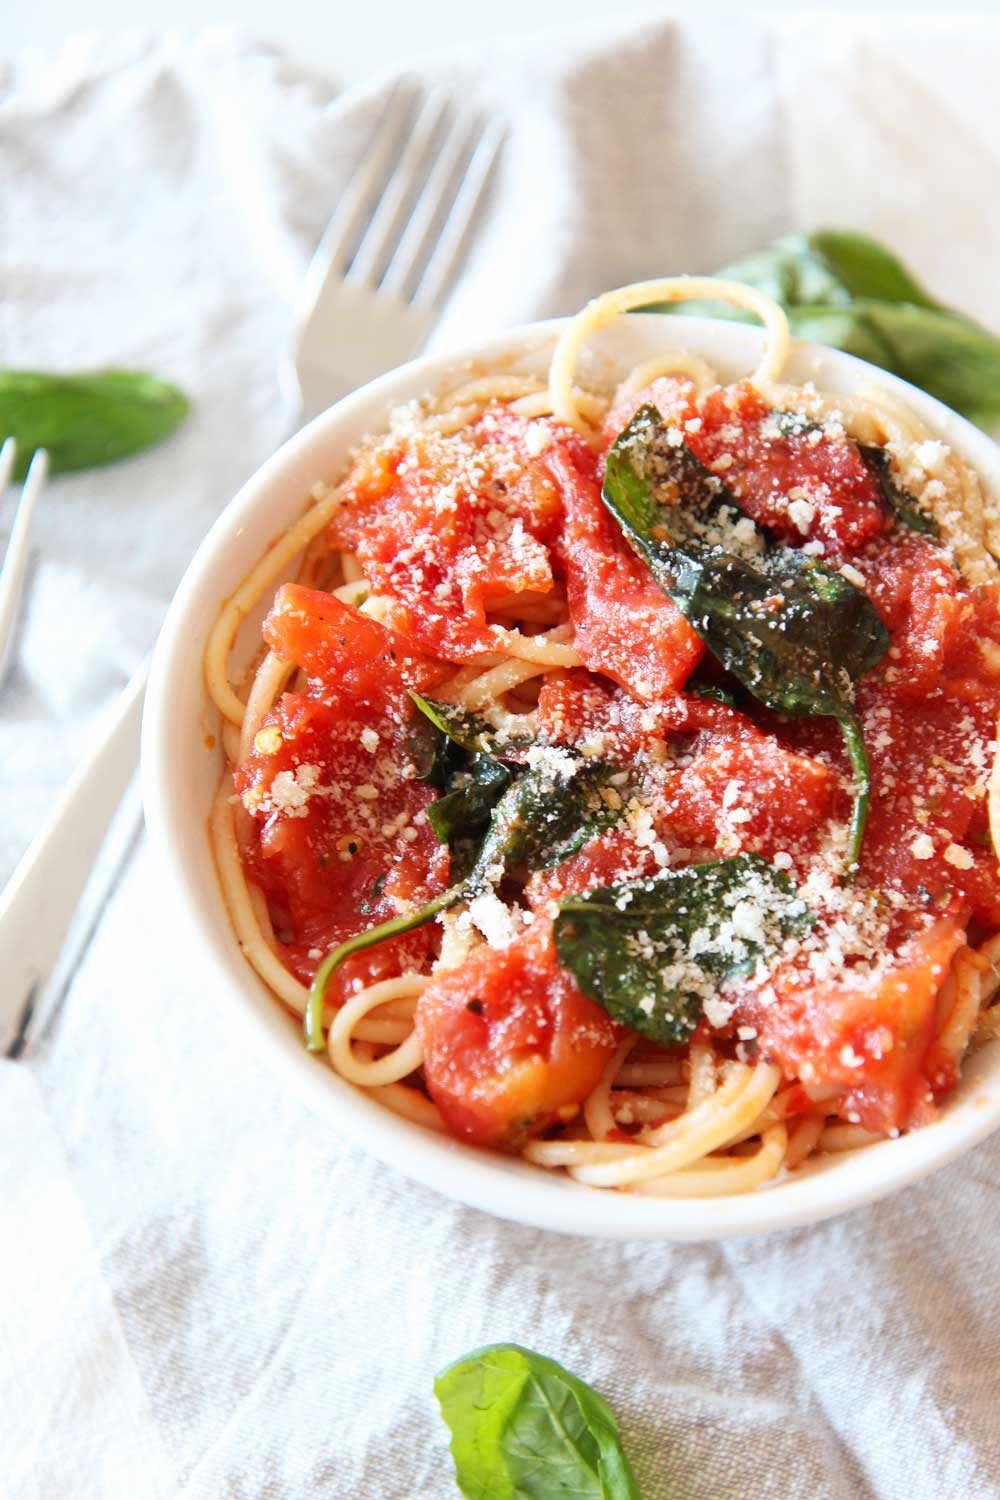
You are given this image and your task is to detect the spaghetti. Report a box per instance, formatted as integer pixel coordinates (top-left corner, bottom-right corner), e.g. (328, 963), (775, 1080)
(205, 277), (1000, 1198)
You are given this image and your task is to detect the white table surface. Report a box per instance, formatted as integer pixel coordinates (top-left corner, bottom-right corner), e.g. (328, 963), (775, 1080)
(6, 0), (978, 89)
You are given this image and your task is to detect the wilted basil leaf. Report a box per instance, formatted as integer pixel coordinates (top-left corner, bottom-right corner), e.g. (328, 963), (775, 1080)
(427, 753), (513, 879)
(603, 406), (890, 868)
(602, 404), (761, 558)
(409, 691), (529, 758)
(305, 751), (625, 1049)
(554, 854), (813, 1044)
(467, 752), (623, 887)
(859, 444), (939, 537)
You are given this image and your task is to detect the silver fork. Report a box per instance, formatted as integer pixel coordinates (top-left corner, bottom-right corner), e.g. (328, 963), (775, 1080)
(0, 86), (504, 1059)
(286, 85), (503, 422)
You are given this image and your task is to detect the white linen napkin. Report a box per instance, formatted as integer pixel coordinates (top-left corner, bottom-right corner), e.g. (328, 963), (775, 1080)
(4, 18), (1000, 1499)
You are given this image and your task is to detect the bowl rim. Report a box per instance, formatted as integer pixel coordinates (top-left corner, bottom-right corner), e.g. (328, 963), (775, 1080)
(142, 312), (1000, 1241)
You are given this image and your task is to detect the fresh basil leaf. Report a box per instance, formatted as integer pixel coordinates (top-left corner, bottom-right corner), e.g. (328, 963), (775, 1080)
(435, 1343), (641, 1500)
(743, 228), (947, 307)
(858, 444), (939, 537)
(554, 854), (812, 1044)
(796, 230), (942, 309)
(305, 752), (625, 1050)
(783, 304), (898, 370)
(648, 232), (941, 319)
(603, 409), (889, 869)
(644, 230), (1000, 429)
(859, 299), (1000, 429)
(0, 369), (189, 480)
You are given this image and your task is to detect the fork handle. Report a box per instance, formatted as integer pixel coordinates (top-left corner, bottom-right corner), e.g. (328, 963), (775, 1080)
(0, 450), (49, 685)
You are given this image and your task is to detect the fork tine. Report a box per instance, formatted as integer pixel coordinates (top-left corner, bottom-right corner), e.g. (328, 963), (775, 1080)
(379, 109), (479, 302)
(414, 117), (505, 311)
(299, 83), (417, 312)
(347, 90), (450, 291)
(0, 446), (48, 684)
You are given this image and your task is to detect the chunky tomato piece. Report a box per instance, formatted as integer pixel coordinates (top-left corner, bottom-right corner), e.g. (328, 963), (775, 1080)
(547, 445), (704, 702)
(329, 405), (566, 659)
(656, 733), (834, 854)
(778, 534), (1000, 927)
(744, 918), (965, 1133)
(861, 535), (986, 703)
(690, 382), (887, 550)
(264, 583), (443, 705)
(537, 670), (750, 756)
(537, 669), (835, 860)
(415, 925), (618, 1150)
(236, 693), (449, 996)
(609, 377), (887, 551)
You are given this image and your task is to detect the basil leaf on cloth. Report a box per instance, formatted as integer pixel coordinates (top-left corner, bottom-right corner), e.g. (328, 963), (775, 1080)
(646, 229), (1000, 428)
(435, 1343), (642, 1500)
(0, 369), (189, 479)
(554, 853), (813, 1044)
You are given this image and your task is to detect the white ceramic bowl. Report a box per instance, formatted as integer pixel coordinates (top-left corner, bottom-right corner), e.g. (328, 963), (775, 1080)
(143, 314), (1000, 1241)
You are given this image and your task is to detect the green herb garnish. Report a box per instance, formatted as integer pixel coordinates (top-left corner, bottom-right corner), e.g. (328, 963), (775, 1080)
(603, 406), (890, 870)
(435, 1343), (641, 1500)
(0, 369), (189, 479)
(409, 691), (526, 879)
(304, 751), (624, 1050)
(858, 443), (940, 537)
(649, 229), (1000, 430)
(409, 691), (529, 757)
(554, 853), (812, 1044)
(425, 753), (513, 872)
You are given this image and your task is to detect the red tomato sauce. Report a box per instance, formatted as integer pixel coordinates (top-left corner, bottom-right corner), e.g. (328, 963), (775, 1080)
(236, 589), (450, 1001)
(234, 378), (1000, 1148)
